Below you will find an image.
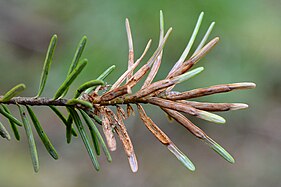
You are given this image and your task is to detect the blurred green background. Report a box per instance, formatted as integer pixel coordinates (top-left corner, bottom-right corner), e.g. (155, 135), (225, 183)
(0, 0), (280, 186)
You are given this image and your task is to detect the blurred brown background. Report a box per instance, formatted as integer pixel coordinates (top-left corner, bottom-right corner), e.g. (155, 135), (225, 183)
(0, 0), (280, 186)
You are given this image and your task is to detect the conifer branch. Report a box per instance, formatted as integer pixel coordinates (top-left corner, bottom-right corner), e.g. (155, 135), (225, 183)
(0, 11), (255, 174)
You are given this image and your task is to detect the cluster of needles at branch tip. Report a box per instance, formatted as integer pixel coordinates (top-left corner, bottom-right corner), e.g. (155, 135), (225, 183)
(0, 11), (255, 173)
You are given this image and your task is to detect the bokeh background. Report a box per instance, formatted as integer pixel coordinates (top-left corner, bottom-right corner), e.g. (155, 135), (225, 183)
(0, 0), (280, 186)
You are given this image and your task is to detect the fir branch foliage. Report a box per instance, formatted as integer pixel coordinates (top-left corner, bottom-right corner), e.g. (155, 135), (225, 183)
(1, 104), (20, 140)
(0, 11), (256, 174)
(36, 35), (57, 97)
(26, 106), (59, 160)
(18, 105), (39, 173)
